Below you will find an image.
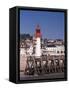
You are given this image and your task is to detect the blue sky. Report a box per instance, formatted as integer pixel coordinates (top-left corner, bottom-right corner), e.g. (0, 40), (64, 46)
(20, 10), (64, 39)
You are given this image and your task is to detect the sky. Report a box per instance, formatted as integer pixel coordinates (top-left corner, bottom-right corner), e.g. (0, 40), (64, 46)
(20, 10), (64, 39)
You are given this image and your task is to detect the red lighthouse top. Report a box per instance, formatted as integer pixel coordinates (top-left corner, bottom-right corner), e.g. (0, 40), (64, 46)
(35, 25), (41, 38)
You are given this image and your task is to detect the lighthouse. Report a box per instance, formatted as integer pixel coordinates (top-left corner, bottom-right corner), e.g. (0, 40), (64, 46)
(35, 25), (41, 58)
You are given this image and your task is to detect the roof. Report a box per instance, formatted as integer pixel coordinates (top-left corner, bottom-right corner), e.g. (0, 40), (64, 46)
(47, 45), (56, 47)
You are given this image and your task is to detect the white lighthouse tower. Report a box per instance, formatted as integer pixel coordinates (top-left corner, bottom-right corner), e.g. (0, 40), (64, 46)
(35, 25), (41, 58)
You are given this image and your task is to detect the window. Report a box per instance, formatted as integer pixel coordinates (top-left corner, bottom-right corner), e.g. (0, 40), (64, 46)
(57, 51), (59, 53)
(61, 51), (63, 53)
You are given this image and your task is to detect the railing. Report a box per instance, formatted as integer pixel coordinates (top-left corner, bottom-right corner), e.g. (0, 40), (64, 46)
(24, 55), (64, 75)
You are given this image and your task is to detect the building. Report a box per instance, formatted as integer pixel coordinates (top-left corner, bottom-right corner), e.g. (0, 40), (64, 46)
(42, 45), (64, 56)
(35, 25), (41, 58)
